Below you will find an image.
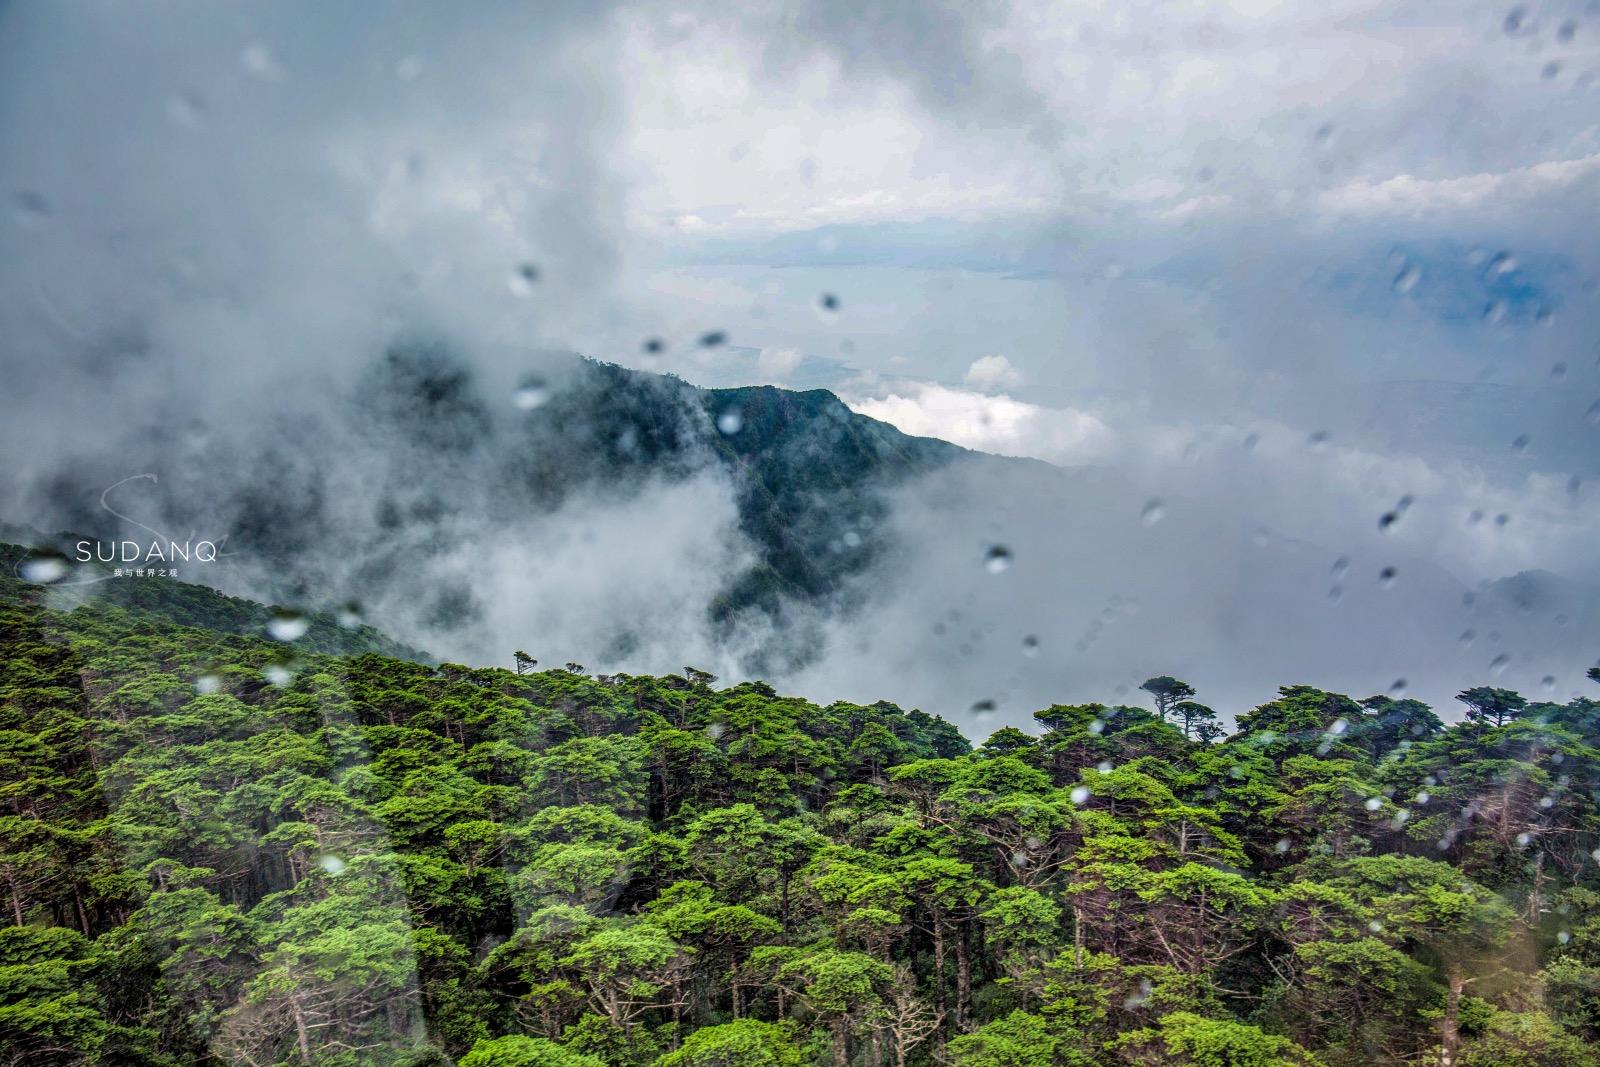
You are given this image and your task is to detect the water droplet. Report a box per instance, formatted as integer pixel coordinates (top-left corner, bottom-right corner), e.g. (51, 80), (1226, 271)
(512, 375), (550, 410)
(1557, 19), (1578, 42)
(1390, 678), (1408, 696)
(1541, 675), (1556, 692)
(1558, 929), (1572, 944)
(1543, 60), (1563, 80)
(716, 409), (743, 435)
(395, 56), (424, 81)
(318, 854), (347, 875)
(1460, 630), (1476, 648)
(240, 42), (285, 81)
(1312, 122), (1335, 144)
(1069, 785), (1091, 805)
(267, 610), (309, 642)
(1511, 433), (1530, 453)
(699, 330), (728, 348)
(1378, 566), (1397, 588)
(706, 722), (726, 740)
(1331, 557), (1350, 578)
(1088, 718), (1105, 735)
(1552, 362), (1568, 379)
(1487, 251), (1518, 276)
(1327, 584), (1343, 602)
(1483, 299), (1509, 325)
(13, 190), (50, 228)
(165, 90), (207, 127)
(1490, 652), (1511, 676)
(971, 698), (997, 715)
(1308, 430), (1330, 450)
(1392, 263), (1421, 294)
(507, 262), (539, 296)
(1365, 796), (1383, 811)
(984, 545), (1013, 574)
(1495, 512), (1510, 527)
(1097, 760), (1114, 774)
(1022, 634), (1040, 656)
(1242, 432), (1260, 450)
(1516, 832), (1533, 847)
(336, 602), (363, 629)
(1585, 400), (1600, 425)
(1274, 838), (1291, 854)
(1140, 499), (1166, 526)
(643, 337), (665, 354)
(818, 292), (839, 312)
(263, 663), (295, 687)
(1378, 511), (1399, 532)
(19, 553), (68, 584)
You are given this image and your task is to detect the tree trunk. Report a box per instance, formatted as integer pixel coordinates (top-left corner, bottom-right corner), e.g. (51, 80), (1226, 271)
(1441, 959), (1463, 1066)
(954, 920), (972, 1031)
(832, 1020), (849, 1067)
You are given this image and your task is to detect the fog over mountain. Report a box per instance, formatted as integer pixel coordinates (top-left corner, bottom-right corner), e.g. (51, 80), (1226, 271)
(2, 1), (1598, 728)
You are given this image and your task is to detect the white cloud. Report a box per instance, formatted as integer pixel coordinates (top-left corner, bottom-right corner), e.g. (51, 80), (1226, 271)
(845, 381), (1112, 465)
(756, 345), (803, 380)
(964, 354), (1024, 392)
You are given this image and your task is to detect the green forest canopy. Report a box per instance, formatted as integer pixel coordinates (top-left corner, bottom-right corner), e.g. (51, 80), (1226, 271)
(3, 556), (1600, 1066)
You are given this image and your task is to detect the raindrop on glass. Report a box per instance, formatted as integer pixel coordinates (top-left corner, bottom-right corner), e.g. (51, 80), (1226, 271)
(1483, 300), (1509, 325)
(19, 553), (67, 584)
(165, 90), (207, 127)
(1585, 400), (1600, 425)
(13, 190), (51, 228)
(1552, 362), (1567, 379)
(1331, 557), (1350, 578)
(818, 292), (839, 312)
(1557, 19), (1578, 42)
(1541, 675), (1556, 692)
(195, 672), (222, 695)
(1460, 630), (1476, 648)
(1069, 785), (1091, 805)
(1378, 566), (1397, 588)
(1543, 61), (1563, 80)
(1490, 652), (1511, 676)
(240, 42), (285, 81)
(507, 263), (540, 296)
(1140, 499), (1166, 527)
(1511, 434), (1530, 453)
(1392, 263), (1420, 294)
(1022, 634), (1040, 657)
(984, 545), (1013, 574)
(318, 854), (347, 875)
(1378, 511), (1398, 532)
(699, 330), (728, 348)
(1390, 678), (1408, 696)
(336, 602), (362, 629)
(643, 337), (665, 354)
(267, 610), (309, 642)
(513, 375), (551, 410)
(716, 409), (743, 435)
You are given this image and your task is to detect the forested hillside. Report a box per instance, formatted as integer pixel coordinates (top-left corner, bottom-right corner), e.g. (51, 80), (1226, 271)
(4, 562), (1600, 1067)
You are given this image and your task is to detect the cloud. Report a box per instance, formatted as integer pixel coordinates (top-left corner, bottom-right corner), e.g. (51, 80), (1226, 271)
(846, 381), (1112, 465)
(756, 346), (804, 381)
(963, 354), (1024, 391)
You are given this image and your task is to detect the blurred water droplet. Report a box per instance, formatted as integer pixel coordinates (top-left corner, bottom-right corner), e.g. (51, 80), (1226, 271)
(1070, 785), (1091, 805)
(1460, 629), (1476, 647)
(13, 190), (51, 228)
(716, 409), (743, 435)
(1022, 634), (1040, 656)
(1487, 251), (1517, 276)
(263, 663), (295, 686)
(1328, 718), (1349, 735)
(1390, 678), (1408, 695)
(1542, 675), (1556, 692)
(19, 553), (67, 584)
(1364, 796), (1383, 811)
(1511, 433), (1530, 453)
(1331, 557), (1350, 578)
(1242, 432), (1260, 450)
(1328, 584), (1343, 602)
(984, 545), (1013, 574)
(1274, 838), (1291, 854)
(336, 602), (363, 629)
(507, 262), (539, 296)
(1312, 122), (1335, 144)
(395, 56), (423, 81)
(240, 42), (285, 81)
(699, 330), (728, 348)
(1378, 511), (1398, 532)
(1490, 652), (1511, 676)
(643, 337), (665, 354)
(1378, 566), (1397, 588)
(195, 672), (222, 695)
(1483, 300), (1509, 325)
(1586, 400), (1600, 424)
(1140, 499), (1166, 526)
(267, 610), (309, 642)
(1392, 263), (1421, 294)
(818, 292), (839, 312)
(1088, 718), (1105, 734)
(1543, 60), (1563, 79)
(706, 722), (726, 740)
(1308, 430), (1329, 450)
(1495, 512), (1510, 526)
(318, 854), (347, 875)
(513, 375), (550, 410)
(1468, 509), (1484, 525)
(971, 698), (997, 715)
(1552, 362), (1567, 379)
(165, 90), (207, 127)
(1096, 760), (1114, 774)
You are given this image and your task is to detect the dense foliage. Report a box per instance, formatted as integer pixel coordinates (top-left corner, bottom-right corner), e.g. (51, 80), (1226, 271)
(3, 558), (1600, 1066)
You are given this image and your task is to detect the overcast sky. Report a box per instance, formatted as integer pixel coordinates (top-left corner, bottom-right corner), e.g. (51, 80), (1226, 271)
(2, 1), (1597, 724)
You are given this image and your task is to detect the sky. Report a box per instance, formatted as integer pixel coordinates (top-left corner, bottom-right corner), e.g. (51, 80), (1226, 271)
(1, 0), (1598, 727)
